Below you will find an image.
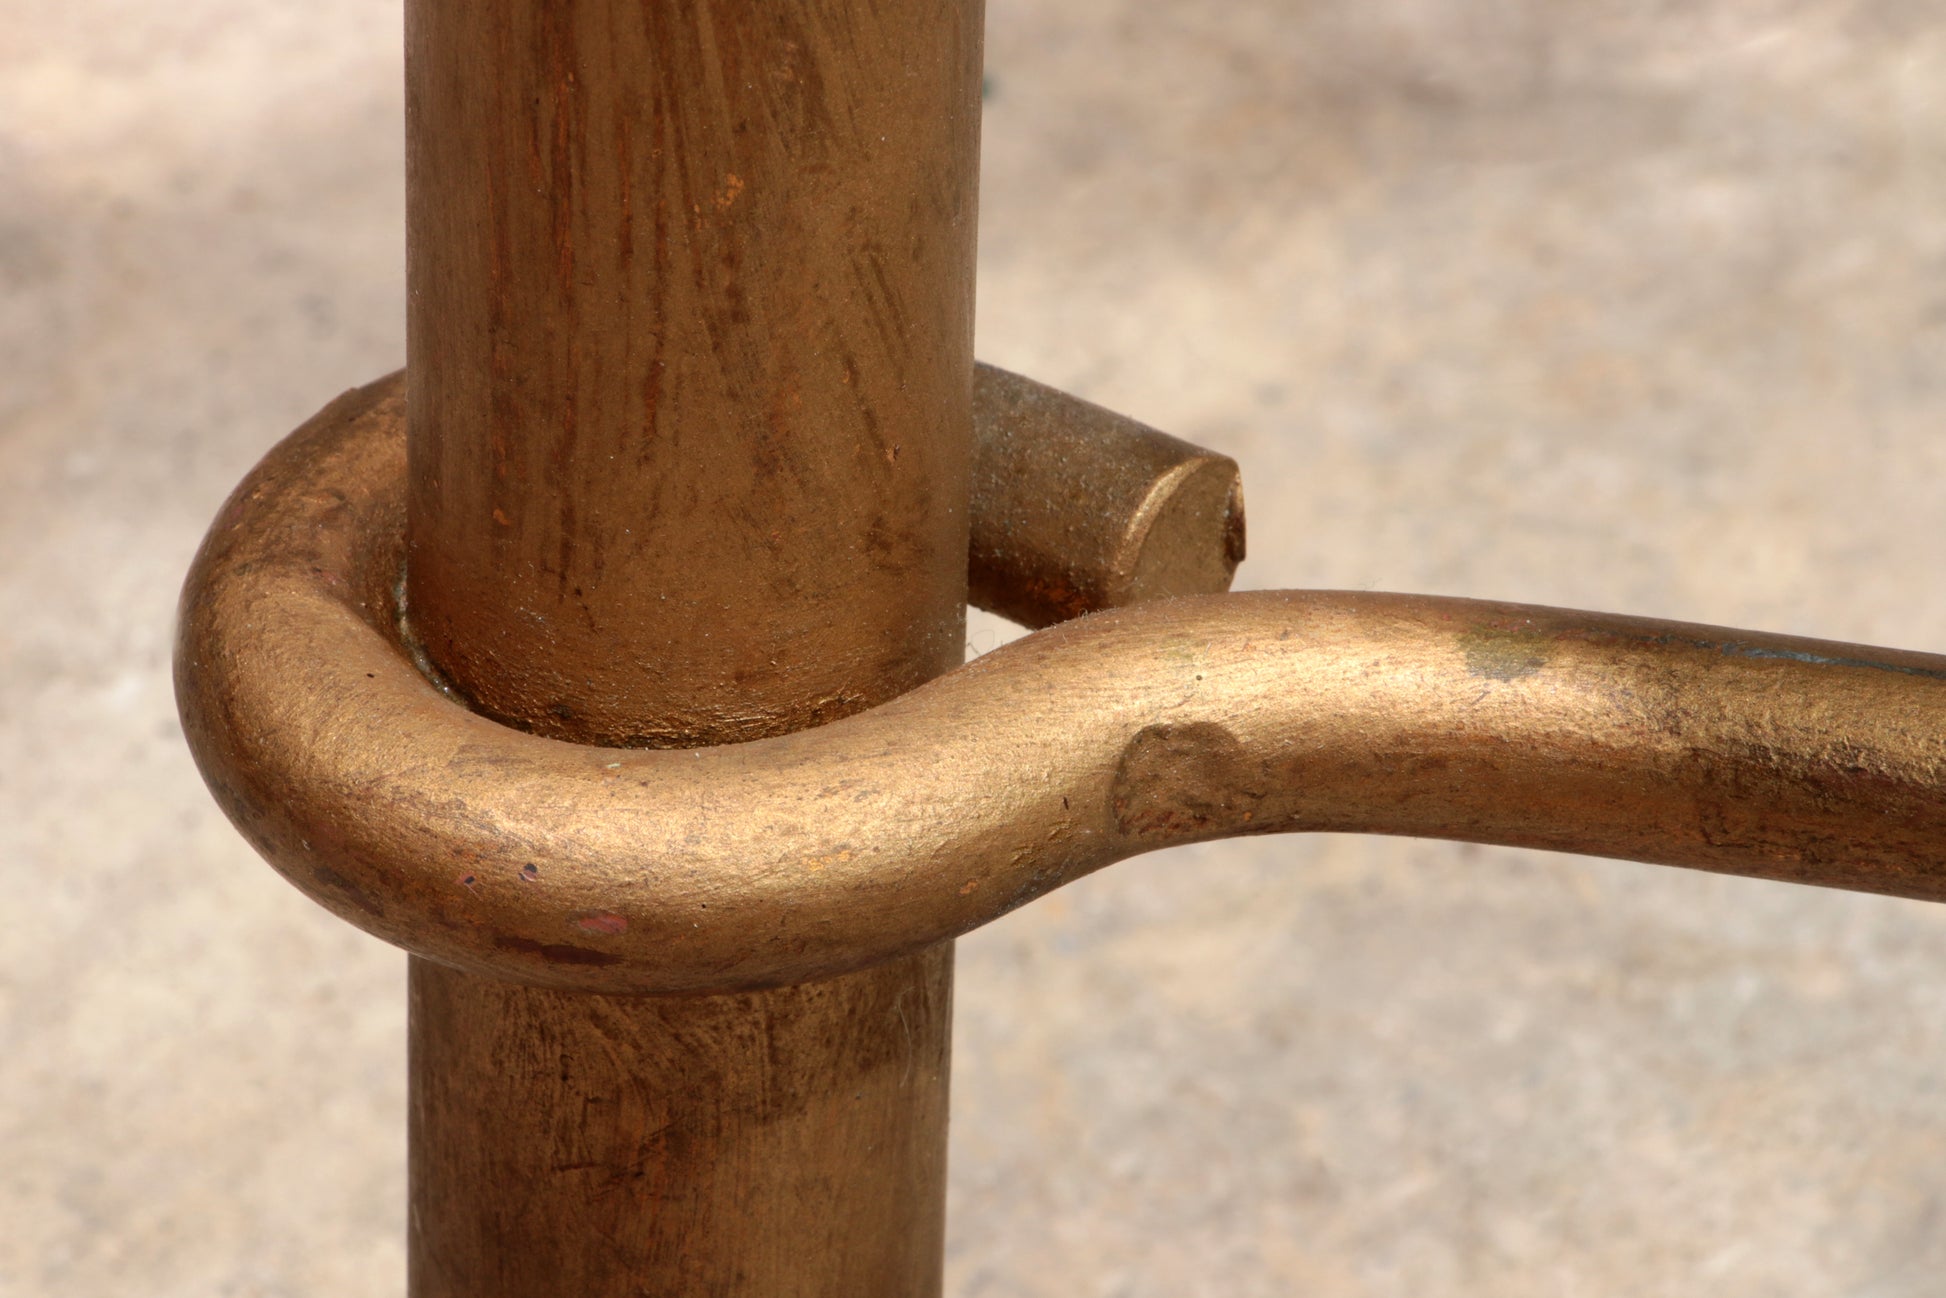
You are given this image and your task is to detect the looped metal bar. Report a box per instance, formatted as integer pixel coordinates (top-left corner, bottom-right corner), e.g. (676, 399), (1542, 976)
(176, 374), (1946, 995)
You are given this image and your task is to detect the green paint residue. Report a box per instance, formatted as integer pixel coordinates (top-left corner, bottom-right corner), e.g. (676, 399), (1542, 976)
(1458, 627), (1550, 683)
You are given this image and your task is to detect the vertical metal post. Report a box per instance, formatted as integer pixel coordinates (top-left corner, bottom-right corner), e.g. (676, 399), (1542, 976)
(400, 1), (985, 1292)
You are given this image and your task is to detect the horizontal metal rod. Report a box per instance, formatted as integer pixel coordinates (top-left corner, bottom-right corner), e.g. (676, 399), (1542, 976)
(179, 378), (1946, 994)
(970, 362), (1244, 628)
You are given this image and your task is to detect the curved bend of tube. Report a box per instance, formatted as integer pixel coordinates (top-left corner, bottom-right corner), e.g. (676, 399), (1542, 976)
(176, 380), (1946, 993)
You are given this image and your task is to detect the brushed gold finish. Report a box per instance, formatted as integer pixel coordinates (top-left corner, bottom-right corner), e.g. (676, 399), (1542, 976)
(178, 375), (1946, 998)
(404, 0), (984, 749)
(393, 3), (984, 1291)
(408, 946), (952, 1298)
(172, 3), (1946, 1288)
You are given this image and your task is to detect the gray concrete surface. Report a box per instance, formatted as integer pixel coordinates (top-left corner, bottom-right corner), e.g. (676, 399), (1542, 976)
(6, 2), (1946, 1294)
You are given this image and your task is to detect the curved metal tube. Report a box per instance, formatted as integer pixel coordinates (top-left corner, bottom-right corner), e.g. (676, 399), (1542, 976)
(177, 380), (1946, 994)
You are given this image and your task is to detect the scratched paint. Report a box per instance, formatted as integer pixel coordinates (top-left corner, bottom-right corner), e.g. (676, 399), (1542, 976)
(1572, 623), (1946, 683)
(1705, 639), (1946, 681)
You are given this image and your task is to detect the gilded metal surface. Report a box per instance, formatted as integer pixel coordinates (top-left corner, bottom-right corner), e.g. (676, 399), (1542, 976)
(404, 0), (985, 749)
(398, 4), (987, 1288)
(408, 946), (952, 1297)
(970, 362), (1245, 628)
(177, 375), (1946, 995)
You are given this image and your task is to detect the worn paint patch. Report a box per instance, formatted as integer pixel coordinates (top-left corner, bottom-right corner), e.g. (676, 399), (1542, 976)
(573, 911), (628, 935)
(1458, 628), (1550, 683)
(492, 934), (624, 967)
(1110, 721), (1262, 837)
(311, 864), (384, 918)
(1705, 638), (1946, 681)
(1555, 623), (1946, 683)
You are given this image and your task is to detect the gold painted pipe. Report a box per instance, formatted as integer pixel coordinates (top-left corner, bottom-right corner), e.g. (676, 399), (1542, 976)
(400, 4), (987, 1285)
(970, 362), (1246, 628)
(178, 374), (1946, 996)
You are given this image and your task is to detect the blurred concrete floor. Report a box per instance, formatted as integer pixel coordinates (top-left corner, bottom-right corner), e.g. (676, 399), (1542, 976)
(6, 2), (1946, 1295)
